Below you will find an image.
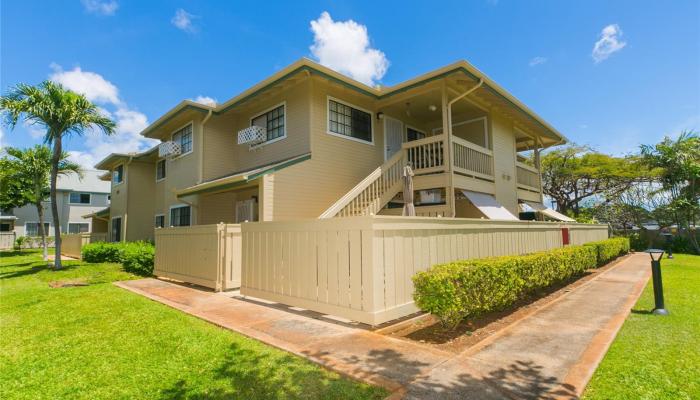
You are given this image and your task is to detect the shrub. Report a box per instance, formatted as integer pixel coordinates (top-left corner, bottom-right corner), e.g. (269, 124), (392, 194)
(82, 242), (122, 263)
(14, 236), (26, 250)
(584, 237), (630, 267)
(412, 240), (629, 328)
(81, 241), (154, 275)
(119, 241), (155, 275)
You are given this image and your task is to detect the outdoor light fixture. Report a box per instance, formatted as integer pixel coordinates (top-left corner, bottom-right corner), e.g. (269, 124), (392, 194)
(662, 232), (674, 259)
(645, 249), (669, 315)
(428, 104), (437, 112)
(376, 111), (384, 120)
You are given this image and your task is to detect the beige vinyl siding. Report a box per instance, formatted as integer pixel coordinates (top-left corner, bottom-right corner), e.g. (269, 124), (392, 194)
(198, 191), (237, 225)
(197, 186), (258, 225)
(108, 164), (128, 240)
(125, 160), (156, 241)
(491, 113), (518, 215)
(264, 78), (385, 220)
(158, 118), (204, 226)
(202, 79), (312, 181)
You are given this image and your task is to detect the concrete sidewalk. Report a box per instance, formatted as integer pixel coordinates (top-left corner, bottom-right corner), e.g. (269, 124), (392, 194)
(117, 252), (650, 399)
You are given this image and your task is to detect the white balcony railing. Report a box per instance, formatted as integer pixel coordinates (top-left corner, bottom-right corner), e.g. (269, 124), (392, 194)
(516, 161), (540, 190)
(452, 136), (494, 180)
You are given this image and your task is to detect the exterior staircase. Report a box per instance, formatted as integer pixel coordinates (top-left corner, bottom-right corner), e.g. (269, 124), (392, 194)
(319, 135), (446, 218)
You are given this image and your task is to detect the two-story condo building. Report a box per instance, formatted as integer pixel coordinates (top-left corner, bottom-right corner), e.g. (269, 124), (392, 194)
(9, 170), (110, 236)
(95, 58), (571, 242)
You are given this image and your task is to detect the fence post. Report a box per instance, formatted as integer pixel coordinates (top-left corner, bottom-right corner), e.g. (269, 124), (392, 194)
(216, 223), (224, 292)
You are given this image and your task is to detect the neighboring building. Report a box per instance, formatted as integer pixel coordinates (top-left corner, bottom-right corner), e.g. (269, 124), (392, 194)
(96, 58), (570, 242)
(9, 170), (110, 236)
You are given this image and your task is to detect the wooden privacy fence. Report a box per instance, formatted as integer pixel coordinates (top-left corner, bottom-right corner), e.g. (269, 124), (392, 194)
(61, 232), (108, 259)
(154, 224), (241, 291)
(0, 232), (16, 250)
(240, 216), (609, 325)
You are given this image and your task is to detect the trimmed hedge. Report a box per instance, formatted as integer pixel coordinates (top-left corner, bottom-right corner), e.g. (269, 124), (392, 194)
(82, 241), (155, 276)
(412, 238), (629, 328)
(584, 237), (630, 267)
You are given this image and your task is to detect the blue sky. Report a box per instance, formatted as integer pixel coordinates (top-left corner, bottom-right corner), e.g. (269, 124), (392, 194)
(1, 0), (699, 168)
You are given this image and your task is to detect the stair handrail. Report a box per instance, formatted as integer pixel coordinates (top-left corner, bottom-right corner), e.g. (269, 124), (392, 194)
(319, 149), (406, 218)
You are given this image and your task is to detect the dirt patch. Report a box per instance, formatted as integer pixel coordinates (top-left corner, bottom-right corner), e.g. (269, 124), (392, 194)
(380, 256), (628, 353)
(48, 279), (89, 288)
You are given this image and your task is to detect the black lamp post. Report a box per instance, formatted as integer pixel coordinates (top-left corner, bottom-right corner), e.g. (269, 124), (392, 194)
(662, 232), (674, 259)
(645, 249), (669, 316)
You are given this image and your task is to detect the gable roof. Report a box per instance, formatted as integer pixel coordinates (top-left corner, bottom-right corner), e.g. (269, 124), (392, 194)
(140, 58), (566, 144)
(57, 170), (110, 193)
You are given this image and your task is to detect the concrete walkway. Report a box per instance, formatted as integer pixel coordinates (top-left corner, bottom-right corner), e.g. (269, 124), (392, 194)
(117, 252), (650, 399)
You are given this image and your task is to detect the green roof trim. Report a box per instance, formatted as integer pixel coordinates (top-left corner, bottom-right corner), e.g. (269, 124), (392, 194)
(178, 153), (311, 197)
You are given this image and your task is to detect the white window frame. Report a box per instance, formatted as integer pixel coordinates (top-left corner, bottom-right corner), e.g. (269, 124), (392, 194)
(68, 222), (90, 234)
(154, 214), (165, 228)
(326, 96), (374, 146)
(111, 216), (123, 242)
(249, 101), (287, 148)
(171, 122), (194, 159)
(113, 164), (124, 186)
(432, 116), (489, 149)
(169, 204), (192, 227)
(155, 159), (166, 182)
(24, 221), (51, 236)
(69, 192), (92, 205)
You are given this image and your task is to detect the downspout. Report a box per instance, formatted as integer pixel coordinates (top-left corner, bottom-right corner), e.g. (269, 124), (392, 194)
(198, 109), (213, 184)
(445, 78), (484, 217)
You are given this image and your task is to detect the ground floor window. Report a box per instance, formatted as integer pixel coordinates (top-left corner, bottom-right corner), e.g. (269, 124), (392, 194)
(155, 214), (165, 228)
(25, 222), (50, 236)
(170, 205), (191, 227)
(111, 217), (122, 242)
(0, 223), (11, 232)
(68, 223), (90, 234)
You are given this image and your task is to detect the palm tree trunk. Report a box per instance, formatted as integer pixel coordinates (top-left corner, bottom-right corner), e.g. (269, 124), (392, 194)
(50, 136), (62, 269)
(36, 202), (48, 261)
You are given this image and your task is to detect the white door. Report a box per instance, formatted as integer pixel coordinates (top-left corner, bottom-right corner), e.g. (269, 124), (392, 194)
(384, 117), (404, 160)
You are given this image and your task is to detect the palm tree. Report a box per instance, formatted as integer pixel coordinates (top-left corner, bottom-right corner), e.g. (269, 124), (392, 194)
(1, 81), (115, 269)
(4, 146), (82, 261)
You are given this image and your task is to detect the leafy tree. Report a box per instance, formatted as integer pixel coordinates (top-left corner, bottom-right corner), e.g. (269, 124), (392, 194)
(0, 156), (32, 211)
(2, 146), (82, 260)
(540, 144), (646, 216)
(640, 131), (700, 253)
(1, 81), (115, 268)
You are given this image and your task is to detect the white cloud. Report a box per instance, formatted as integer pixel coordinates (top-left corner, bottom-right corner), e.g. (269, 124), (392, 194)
(23, 121), (46, 140)
(529, 56), (547, 67)
(191, 96), (217, 106)
(592, 24), (626, 63)
(0, 127), (5, 151)
(171, 9), (198, 33)
(48, 63), (157, 169)
(49, 64), (120, 105)
(309, 11), (389, 86)
(81, 0), (118, 16)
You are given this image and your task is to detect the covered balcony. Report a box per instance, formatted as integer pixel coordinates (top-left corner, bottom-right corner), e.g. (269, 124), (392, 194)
(321, 69), (562, 220)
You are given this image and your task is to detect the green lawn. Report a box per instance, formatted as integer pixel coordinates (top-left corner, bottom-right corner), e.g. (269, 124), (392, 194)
(0, 250), (386, 400)
(583, 253), (700, 400)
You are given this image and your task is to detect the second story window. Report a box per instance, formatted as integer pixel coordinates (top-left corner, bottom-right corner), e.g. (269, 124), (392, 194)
(113, 165), (124, 185)
(328, 99), (372, 143)
(251, 104), (285, 142)
(156, 159), (166, 181)
(172, 124), (193, 155)
(69, 192), (91, 204)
